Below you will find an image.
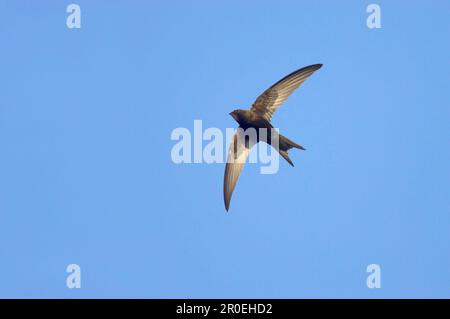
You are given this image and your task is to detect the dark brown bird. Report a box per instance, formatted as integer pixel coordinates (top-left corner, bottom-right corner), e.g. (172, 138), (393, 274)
(224, 64), (323, 211)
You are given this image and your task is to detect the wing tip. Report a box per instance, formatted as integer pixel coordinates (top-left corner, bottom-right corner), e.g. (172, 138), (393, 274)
(313, 63), (323, 70)
(224, 188), (231, 212)
(224, 199), (230, 212)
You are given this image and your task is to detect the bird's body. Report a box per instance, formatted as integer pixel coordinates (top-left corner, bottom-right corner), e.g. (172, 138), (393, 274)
(224, 64), (323, 211)
(230, 109), (304, 162)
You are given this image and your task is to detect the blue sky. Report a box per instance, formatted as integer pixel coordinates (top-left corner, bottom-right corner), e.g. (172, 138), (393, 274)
(0, 1), (449, 298)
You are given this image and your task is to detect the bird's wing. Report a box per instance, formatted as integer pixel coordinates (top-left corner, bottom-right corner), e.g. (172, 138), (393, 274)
(223, 130), (256, 211)
(250, 64), (322, 121)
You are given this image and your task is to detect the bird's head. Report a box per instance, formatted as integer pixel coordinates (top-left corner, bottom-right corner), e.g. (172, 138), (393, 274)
(229, 109), (244, 122)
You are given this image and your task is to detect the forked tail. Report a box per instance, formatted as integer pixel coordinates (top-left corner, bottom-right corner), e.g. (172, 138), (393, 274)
(278, 134), (305, 167)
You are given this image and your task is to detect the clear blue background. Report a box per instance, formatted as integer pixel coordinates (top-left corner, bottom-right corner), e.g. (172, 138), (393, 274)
(0, 0), (449, 298)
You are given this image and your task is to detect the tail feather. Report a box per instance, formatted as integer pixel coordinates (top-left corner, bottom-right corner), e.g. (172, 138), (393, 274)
(278, 134), (305, 166)
(280, 150), (294, 167)
(281, 135), (305, 150)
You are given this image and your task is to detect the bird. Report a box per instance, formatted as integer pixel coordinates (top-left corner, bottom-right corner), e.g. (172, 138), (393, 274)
(223, 64), (323, 211)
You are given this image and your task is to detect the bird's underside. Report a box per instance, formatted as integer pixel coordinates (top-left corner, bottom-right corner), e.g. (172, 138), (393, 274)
(223, 64), (323, 211)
